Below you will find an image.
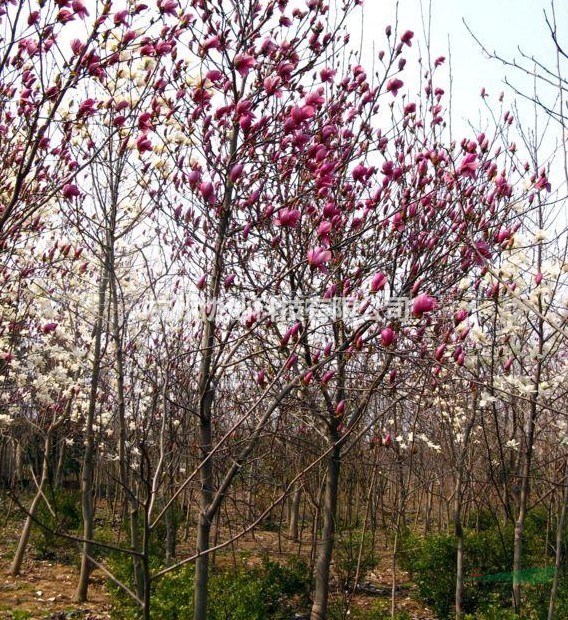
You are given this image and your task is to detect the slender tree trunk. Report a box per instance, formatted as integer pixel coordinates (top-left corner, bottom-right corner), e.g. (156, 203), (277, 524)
(165, 493), (177, 564)
(311, 441), (341, 620)
(193, 411), (214, 620)
(192, 125), (239, 620)
(455, 519), (465, 619)
(75, 265), (108, 602)
(425, 480), (433, 534)
(455, 415), (476, 619)
(11, 432), (52, 575)
(512, 394), (540, 611)
(548, 460), (568, 620)
(289, 484), (302, 542)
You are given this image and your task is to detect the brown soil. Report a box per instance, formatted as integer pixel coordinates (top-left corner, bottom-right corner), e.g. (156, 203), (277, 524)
(0, 517), (435, 620)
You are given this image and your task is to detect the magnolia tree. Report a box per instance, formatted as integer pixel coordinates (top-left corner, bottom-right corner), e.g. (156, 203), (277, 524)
(157, 1), (533, 617)
(0, 1), (554, 619)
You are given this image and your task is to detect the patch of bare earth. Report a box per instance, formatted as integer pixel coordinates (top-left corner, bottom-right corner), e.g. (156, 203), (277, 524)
(1, 523), (435, 619)
(0, 559), (110, 620)
(0, 517), (110, 620)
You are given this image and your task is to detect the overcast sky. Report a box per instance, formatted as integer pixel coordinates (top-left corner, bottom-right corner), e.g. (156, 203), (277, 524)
(358, 0), (566, 136)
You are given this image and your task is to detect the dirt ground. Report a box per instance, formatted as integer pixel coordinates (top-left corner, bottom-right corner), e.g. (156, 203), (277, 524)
(0, 517), (435, 620)
(0, 561), (110, 620)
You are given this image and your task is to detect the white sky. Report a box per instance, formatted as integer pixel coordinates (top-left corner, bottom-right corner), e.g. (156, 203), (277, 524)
(360, 0), (567, 137)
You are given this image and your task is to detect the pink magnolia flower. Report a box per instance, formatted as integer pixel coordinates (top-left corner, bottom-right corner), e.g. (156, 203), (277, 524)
(206, 69), (223, 83)
(412, 294), (437, 317)
(137, 112), (153, 131)
(263, 76), (282, 96)
(274, 208), (301, 227)
(336, 400), (345, 416)
(290, 322), (301, 337)
(386, 78), (404, 97)
(317, 221), (332, 238)
(187, 169), (202, 186)
(435, 343), (446, 361)
(323, 202), (339, 218)
(70, 39), (84, 55)
(234, 53), (255, 77)
(154, 41), (173, 55)
(381, 327), (395, 347)
(320, 67), (336, 82)
(224, 274), (236, 289)
(136, 134), (152, 153)
(77, 98), (97, 118)
(535, 272), (543, 286)
(370, 272), (387, 293)
(42, 322), (58, 334)
(534, 170), (551, 192)
(352, 164), (371, 182)
(199, 181), (216, 204)
(62, 184), (81, 200)
(323, 284), (337, 299)
(58, 9), (75, 23)
(305, 90), (325, 107)
(28, 11), (40, 25)
(302, 370), (313, 385)
(285, 354), (298, 370)
(321, 370), (335, 385)
(454, 309), (468, 325)
(72, 0), (89, 19)
(290, 105), (315, 125)
(157, 0), (178, 16)
(202, 36), (221, 52)
(307, 246), (332, 271)
(229, 163), (244, 183)
(475, 240), (491, 260)
(114, 10), (129, 25)
(458, 153), (478, 178)
(401, 30), (414, 46)
(496, 228), (512, 243)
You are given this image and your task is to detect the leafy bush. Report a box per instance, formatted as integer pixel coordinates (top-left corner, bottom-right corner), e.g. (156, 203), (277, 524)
(33, 489), (81, 561)
(400, 510), (568, 620)
(108, 555), (311, 620)
(399, 530), (457, 619)
(334, 528), (377, 586)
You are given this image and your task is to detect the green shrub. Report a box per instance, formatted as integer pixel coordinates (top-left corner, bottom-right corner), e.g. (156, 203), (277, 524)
(399, 530), (457, 619)
(33, 489), (81, 561)
(334, 528), (377, 586)
(399, 511), (568, 620)
(108, 555), (311, 620)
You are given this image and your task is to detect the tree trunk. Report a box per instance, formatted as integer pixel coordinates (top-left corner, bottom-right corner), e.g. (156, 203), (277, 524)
(75, 265), (108, 602)
(11, 432), (52, 576)
(548, 460), (568, 620)
(455, 524), (465, 619)
(193, 413), (214, 620)
(192, 125), (238, 620)
(289, 484), (302, 543)
(512, 400), (539, 612)
(311, 441), (341, 620)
